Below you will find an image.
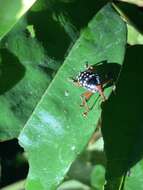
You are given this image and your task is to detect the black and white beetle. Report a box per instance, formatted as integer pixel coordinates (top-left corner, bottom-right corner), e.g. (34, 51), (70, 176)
(71, 63), (112, 116)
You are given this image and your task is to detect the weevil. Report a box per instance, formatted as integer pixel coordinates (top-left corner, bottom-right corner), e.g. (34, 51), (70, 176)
(71, 63), (113, 116)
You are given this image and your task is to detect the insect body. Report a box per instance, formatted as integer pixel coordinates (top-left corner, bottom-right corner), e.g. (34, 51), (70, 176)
(77, 70), (100, 91)
(72, 64), (110, 116)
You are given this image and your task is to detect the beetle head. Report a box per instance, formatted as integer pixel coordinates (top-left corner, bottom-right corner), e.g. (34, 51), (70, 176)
(68, 77), (81, 87)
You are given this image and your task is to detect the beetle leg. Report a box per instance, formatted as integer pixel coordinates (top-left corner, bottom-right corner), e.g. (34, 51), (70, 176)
(85, 62), (89, 69)
(112, 82), (116, 94)
(80, 91), (93, 106)
(103, 79), (116, 95)
(85, 63), (93, 70)
(80, 91), (93, 116)
(84, 63), (95, 72)
(96, 85), (106, 102)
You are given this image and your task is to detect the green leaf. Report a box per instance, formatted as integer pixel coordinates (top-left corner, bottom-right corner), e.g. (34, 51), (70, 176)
(0, 0), (37, 40)
(0, 21), (52, 141)
(91, 165), (105, 189)
(127, 24), (143, 45)
(58, 180), (90, 190)
(1, 180), (25, 190)
(19, 3), (127, 190)
(30, 0), (48, 12)
(124, 160), (143, 190)
(118, 0), (143, 7)
(112, 3), (143, 45)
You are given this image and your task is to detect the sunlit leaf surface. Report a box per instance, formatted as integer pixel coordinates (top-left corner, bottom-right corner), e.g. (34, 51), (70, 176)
(0, 0), (37, 39)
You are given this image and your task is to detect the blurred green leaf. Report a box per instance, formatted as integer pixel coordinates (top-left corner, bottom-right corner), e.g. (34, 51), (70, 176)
(1, 180), (25, 190)
(0, 21), (52, 141)
(52, 12), (79, 41)
(124, 160), (143, 190)
(113, 2), (143, 45)
(114, 2), (143, 32)
(0, 0), (37, 40)
(19, 3), (126, 190)
(91, 165), (105, 189)
(127, 24), (143, 45)
(118, 0), (143, 7)
(58, 180), (90, 190)
(30, 0), (48, 12)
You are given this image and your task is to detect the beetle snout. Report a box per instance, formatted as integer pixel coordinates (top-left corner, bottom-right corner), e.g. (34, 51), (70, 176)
(68, 77), (81, 87)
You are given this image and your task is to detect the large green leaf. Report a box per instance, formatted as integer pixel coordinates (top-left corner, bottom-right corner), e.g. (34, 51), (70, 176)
(0, 0), (37, 40)
(19, 3), (127, 190)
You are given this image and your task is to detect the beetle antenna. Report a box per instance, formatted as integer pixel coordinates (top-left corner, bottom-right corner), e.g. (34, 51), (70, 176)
(85, 61), (89, 69)
(68, 77), (78, 83)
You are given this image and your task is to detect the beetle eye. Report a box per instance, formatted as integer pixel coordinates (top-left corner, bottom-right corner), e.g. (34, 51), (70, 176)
(73, 78), (78, 83)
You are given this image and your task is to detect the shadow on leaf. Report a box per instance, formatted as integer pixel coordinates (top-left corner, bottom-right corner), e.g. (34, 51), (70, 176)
(102, 45), (143, 183)
(27, 0), (107, 60)
(115, 2), (143, 33)
(0, 49), (25, 94)
(92, 61), (121, 83)
(27, 10), (71, 60)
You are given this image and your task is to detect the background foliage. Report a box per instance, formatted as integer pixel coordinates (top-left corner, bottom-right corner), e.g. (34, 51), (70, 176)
(0, 0), (143, 190)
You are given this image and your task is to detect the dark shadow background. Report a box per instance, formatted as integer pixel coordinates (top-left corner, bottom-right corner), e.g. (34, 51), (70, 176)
(115, 1), (143, 33)
(27, 0), (107, 60)
(102, 45), (143, 183)
(0, 49), (26, 187)
(91, 61), (121, 83)
(0, 139), (28, 187)
(0, 49), (25, 95)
